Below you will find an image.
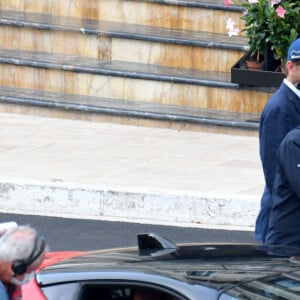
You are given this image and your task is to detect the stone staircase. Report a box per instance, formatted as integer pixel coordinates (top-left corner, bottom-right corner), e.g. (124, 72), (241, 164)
(0, 0), (274, 133)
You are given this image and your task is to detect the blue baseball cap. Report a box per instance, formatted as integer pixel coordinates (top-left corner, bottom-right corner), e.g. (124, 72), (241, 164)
(287, 38), (300, 61)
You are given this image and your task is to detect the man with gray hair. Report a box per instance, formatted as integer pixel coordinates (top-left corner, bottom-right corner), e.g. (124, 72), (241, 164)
(0, 225), (47, 300)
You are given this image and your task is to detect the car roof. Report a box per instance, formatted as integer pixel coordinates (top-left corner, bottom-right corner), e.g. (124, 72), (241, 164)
(37, 233), (300, 295)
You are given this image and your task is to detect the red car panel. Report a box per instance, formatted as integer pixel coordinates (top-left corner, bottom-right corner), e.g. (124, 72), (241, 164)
(22, 251), (86, 300)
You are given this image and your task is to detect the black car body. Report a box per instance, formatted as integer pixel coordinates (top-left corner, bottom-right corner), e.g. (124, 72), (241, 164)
(34, 233), (300, 300)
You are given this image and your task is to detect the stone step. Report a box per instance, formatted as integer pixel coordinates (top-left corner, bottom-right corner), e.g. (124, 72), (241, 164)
(0, 86), (260, 136)
(0, 10), (248, 73)
(0, 86), (259, 134)
(0, 0), (245, 34)
(0, 48), (272, 114)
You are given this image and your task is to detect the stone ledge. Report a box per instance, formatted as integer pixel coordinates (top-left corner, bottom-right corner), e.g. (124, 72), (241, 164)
(0, 179), (259, 230)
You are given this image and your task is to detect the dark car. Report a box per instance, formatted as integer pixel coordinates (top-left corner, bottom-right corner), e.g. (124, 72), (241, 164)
(23, 233), (300, 300)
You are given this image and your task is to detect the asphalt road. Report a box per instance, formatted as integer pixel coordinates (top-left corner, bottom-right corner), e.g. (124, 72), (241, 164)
(0, 213), (256, 251)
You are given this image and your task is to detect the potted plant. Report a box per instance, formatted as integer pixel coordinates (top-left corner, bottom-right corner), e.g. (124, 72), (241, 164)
(225, 0), (271, 69)
(240, 0), (270, 69)
(225, 0), (300, 86)
(225, 0), (300, 68)
(266, 1), (300, 69)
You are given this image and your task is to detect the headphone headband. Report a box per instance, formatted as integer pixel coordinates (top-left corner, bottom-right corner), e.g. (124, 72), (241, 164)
(27, 235), (46, 267)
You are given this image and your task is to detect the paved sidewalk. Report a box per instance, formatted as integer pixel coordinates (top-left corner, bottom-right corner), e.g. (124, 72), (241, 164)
(0, 113), (264, 231)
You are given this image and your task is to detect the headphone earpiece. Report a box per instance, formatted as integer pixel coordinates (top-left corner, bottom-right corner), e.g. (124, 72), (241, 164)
(11, 259), (28, 276)
(12, 235), (46, 276)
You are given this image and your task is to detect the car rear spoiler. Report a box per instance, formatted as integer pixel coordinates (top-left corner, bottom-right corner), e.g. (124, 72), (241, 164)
(138, 233), (178, 257)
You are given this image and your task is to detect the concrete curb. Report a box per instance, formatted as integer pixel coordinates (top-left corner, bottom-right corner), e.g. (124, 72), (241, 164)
(0, 177), (259, 231)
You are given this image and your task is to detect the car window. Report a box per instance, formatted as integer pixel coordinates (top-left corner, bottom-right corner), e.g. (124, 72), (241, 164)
(41, 282), (81, 300)
(78, 284), (181, 300)
(79, 285), (131, 300)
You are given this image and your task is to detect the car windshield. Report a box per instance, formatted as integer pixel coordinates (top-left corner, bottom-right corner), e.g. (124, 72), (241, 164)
(185, 256), (300, 299)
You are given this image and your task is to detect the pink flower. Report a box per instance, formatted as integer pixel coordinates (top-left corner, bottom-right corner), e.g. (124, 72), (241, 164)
(224, 0), (232, 6)
(276, 5), (286, 18)
(226, 18), (240, 37)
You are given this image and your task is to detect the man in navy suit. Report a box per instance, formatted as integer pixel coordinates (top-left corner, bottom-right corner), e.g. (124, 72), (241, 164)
(265, 126), (300, 247)
(255, 37), (300, 242)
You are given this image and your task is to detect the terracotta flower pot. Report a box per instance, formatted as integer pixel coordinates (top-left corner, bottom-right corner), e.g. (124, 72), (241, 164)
(246, 59), (263, 70)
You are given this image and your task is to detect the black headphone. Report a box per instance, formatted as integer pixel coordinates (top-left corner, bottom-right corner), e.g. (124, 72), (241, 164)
(12, 235), (46, 276)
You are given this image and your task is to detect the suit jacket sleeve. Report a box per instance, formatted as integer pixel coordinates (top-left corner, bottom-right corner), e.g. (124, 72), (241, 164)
(260, 106), (291, 192)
